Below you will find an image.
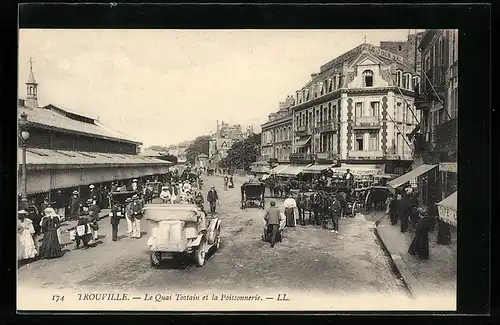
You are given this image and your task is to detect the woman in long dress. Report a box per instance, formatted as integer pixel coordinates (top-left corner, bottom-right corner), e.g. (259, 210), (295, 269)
(18, 210), (38, 261)
(39, 208), (63, 259)
(408, 207), (434, 260)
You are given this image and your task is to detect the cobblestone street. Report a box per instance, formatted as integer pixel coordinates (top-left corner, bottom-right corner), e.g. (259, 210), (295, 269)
(18, 175), (402, 297)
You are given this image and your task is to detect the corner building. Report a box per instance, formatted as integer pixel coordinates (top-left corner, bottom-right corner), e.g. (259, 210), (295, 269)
(291, 42), (421, 175)
(260, 96), (294, 163)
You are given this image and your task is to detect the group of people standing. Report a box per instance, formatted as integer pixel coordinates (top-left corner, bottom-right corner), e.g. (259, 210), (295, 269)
(17, 206), (66, 263)
(386, 186), (435, 260)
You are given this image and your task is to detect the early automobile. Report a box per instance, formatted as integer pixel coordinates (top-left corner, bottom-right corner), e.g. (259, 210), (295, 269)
(240, 181), (265, 210)
(145, 204), (221, 267)
(108, 190), (137, 218)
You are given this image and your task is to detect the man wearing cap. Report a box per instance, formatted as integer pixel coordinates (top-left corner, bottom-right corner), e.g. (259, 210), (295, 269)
(130, 195), (143, 239)
(132, 179), (138, 192)
(207, 186), (219, 215)
(124, 197), (133, 234)
(87, 199), (100, 241)
(110, 201), (122, 241)
(88, 184), (98, 206)
(69, 190), (82, 221)
(263, 201), (282, 248)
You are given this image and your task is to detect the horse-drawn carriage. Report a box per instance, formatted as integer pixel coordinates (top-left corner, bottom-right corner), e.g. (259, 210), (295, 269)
(108, 190), (137, 218)
(240, 181), (265, 210)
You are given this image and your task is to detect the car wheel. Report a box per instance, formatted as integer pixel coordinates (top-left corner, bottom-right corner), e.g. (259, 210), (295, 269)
(150, 252), (161, 268)
(215, 227), (221, 250)
(194, 237), (207, 267)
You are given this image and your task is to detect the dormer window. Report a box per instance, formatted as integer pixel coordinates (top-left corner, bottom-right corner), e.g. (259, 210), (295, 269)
(396, 70), (403, 87)
(362, 70), (374, 87)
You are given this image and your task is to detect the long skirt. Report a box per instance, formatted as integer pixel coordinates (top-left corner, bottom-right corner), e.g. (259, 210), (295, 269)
(18, 230), (38, 260)
(40, 230), (63, 259)
(408, 233), (429, 259)
(285, 208), (295, 227)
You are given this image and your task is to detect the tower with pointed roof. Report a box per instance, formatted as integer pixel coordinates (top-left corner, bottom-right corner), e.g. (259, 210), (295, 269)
(26, 57), (38, 108)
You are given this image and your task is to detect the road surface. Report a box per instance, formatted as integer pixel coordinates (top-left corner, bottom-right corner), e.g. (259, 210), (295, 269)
(18, 175), (402, 297)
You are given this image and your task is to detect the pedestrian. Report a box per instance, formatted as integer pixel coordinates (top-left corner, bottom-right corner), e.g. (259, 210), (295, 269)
(229, 175), (234, 188)
(160, 186), (171, 204)
(69, 190), (81, 221)
(406, 187), (419, 228)
(52, 190), (66, 222)
(183, 180), (192, 194)
(110, 202), (121, 242)
(223, 175), (229, 191)
(124, 197), (133, 234)
(19, 195), (29, 211)
(329, 196), (342, 234)
(40, 196), (50, 214)
(39, 207), (63, 259)
(283, 194), (297, 227)
(207, 186), (219, 214)
(408, 206), (434, 259)
(130, 195), (143, 239)
(344, 169), (354, 189)
(387, 193), (398, 225)
(396, 190), (411, 233)
(263, 201), (282, 248)
(132, 179), (138, 192)
(87, 199), (100, 241)
(17, 210), (38, 261)
(194, 191), (205, 211)
(88, 184), (98, 206)
(75, 213), (92, 249)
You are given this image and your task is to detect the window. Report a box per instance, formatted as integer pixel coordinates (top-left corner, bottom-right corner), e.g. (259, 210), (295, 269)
(405, 74), (411, 89)
(396, 70), (402, 87)
(329, 78), (334, 92)
(396, 102), (402, 121)
(355, 133), (364, 151)
(370, 102), (380, 117)
(355, 102), (363, 119)
(369, 132), (379, 151)
(332, 105), (337, 122)
(328, 105), (332, 121)
(402, 74), (407, 89)
(362, 70), (374, 87)
(398, 45), (402, 51)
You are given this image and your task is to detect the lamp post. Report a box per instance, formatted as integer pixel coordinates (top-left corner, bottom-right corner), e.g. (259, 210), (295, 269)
(19, 112), (30, 198)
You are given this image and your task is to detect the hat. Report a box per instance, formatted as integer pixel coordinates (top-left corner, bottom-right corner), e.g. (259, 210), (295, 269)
(132, 194), (138, 199)
(72, 190), (78, 194)
(89, 184), (95, 189)
(20, 197), (28, 202)
(18, 210), (28, 215)
(133, 179), (138, 182)
(405, 187), (413, 194)
(44, 207), (55, 215)
(87, 198), (93, 203)
(125, 198), (132, 203)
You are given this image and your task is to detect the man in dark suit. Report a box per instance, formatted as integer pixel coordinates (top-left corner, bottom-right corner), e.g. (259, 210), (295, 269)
(110, 202), (121, 241)
(264, 201), (282, 248)
(207, 186), (219, 214)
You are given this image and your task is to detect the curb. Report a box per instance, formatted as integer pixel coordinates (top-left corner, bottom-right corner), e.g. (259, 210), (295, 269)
(372, 213), (418, 298)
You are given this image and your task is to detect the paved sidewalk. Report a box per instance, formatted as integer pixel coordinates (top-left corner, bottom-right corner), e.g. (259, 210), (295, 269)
(375, 214), (457, 296)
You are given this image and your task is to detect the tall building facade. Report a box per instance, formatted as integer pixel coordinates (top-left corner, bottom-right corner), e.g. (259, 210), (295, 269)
(415, 29), (458, 220)
(260, 95), (295, 162)
(290, 40), (421, 174)
(208, 120), (252, 168)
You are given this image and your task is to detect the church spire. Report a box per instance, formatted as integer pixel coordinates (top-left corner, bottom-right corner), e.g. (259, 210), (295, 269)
(26, 57), (38, 108)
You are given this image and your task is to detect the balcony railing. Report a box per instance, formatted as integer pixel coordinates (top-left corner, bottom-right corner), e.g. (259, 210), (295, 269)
(294, 125), (313, 136)
(316, 151), (339, 160)
(315, 120), (338, 133)
(435, 118), (457, 152)
(353, 116), (381, 129)
(290, 152), (314, 161)
(348, 150), (384, 158)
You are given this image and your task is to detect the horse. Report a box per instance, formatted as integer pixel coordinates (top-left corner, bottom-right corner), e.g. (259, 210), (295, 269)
(296, 192), (309, 225)
(310, 191), (328, 226)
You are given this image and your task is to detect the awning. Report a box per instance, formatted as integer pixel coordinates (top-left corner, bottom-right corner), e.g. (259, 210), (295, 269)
(387, 164), (438, 192)
(303, 164), (335, 174)
(270, 164), (289, 174)
(251, 165), (271, 174)
(295, 136), (311, 147)
(436, 191), (457, 226)
(277, 164), (311, 177)
(19, 148), (172, 170)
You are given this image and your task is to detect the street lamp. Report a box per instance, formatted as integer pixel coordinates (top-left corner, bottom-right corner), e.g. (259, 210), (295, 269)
(19, 112), (30, 199)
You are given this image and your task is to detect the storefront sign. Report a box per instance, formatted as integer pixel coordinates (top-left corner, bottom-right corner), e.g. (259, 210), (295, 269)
(437, 205), (457, 226)
(439, 162), (457, 173)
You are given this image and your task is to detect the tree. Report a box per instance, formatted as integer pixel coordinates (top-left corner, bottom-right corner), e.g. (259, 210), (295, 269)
(185, 135), (211, 164)
(160, 153), (178, 165)
(219, 133), (261, 171)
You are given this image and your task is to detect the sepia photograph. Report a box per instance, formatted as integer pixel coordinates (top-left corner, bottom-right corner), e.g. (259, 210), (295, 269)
(17, 28), (458, 311)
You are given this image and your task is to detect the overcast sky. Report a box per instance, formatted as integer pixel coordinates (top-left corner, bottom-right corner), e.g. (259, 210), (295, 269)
(18, 29), (418, 147)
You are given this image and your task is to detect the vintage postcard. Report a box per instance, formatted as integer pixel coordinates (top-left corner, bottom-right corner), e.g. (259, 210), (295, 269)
(17, 28), (457, 311)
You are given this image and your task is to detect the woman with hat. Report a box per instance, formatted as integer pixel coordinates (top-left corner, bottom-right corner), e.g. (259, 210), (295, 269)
(124, 197), (134, 234)
(39, 207), (63, 259)
(69, 190), (81, 221)
(408, 206), (434, 259)
(18, 210), (38, 261)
